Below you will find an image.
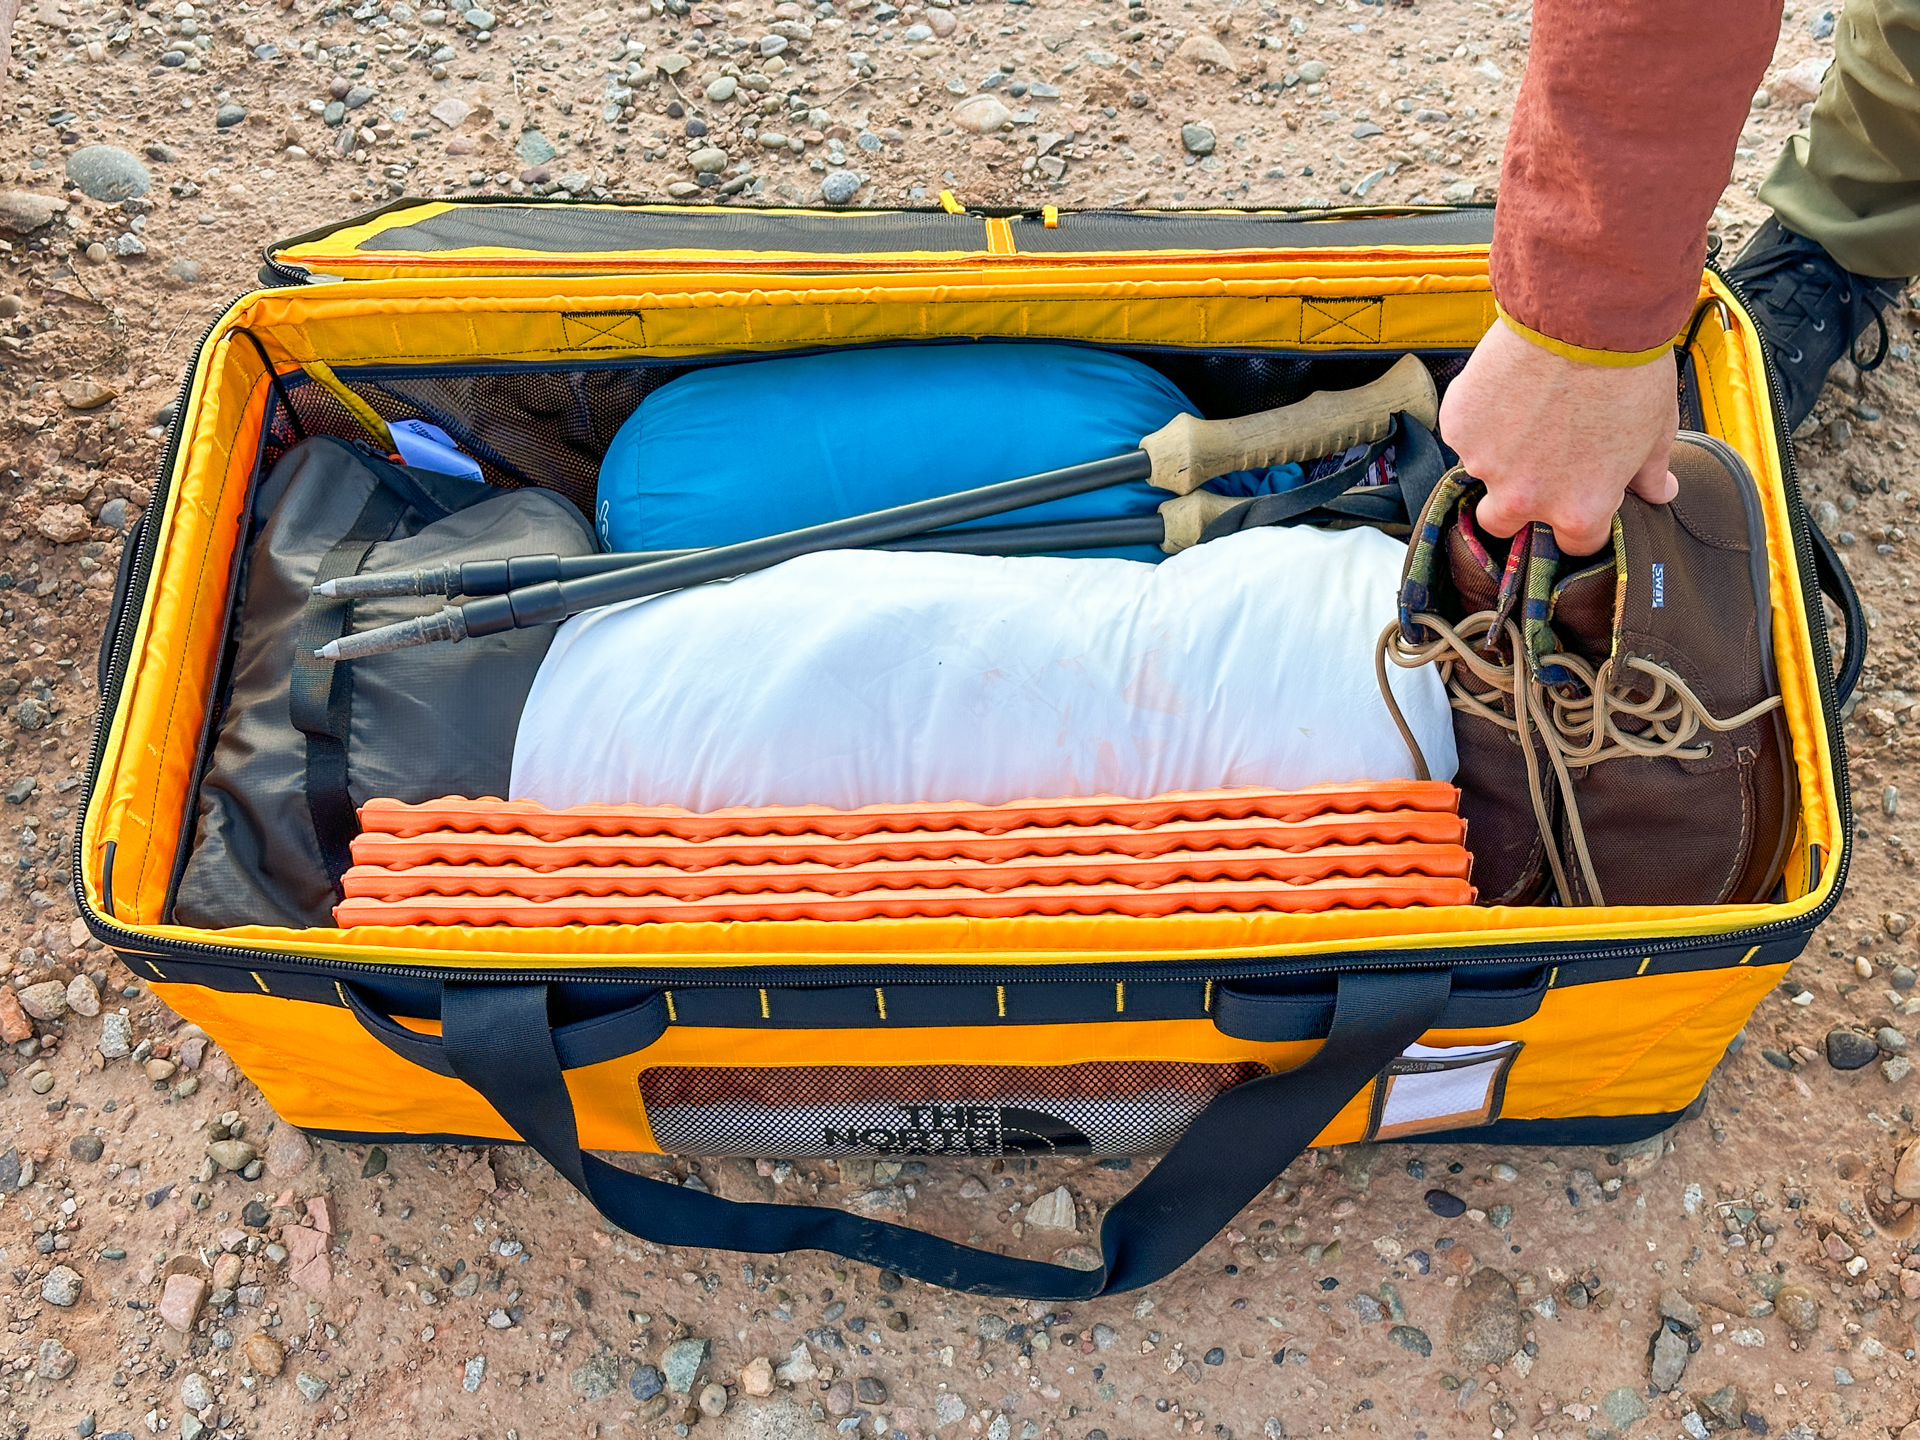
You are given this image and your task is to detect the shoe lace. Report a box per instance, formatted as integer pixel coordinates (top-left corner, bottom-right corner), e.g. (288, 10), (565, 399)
(1376, 611), (1784, 906)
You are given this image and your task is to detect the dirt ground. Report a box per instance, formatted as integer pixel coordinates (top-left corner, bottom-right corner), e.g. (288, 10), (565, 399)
(2, 0), (1920, 1437)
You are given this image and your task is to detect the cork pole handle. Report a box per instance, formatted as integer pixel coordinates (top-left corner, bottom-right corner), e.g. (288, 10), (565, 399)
(1140, 353), (1439, 495)
(1158, 492), (1249, 553)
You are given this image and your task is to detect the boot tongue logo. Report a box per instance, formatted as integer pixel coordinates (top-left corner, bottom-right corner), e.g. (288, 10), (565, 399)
(1651, 562), (1665, 609)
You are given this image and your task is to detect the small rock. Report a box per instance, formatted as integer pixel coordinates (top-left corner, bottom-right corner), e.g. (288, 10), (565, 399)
(706, 76), (737, 102)
(1657, 1288), (1701, 1330)
(1884, 1055), (1912, 1084)
(463, 1355), (486, 1392)
(1446, 1267), (1524, 1368)
(1175, 33), (1232, 68)
(65, 145), (151, 202)
(18, 978), (69, 1021)
(687, 146), (728, 174)
(216, 104), (248, 129)
(959, 1176), (989, 1198)
(65, 974), (100, 1017)
(0, 987), (29, 1043)
(98, 1013), (132, 1059)
(70, 1135), (104, 1163)
(824, 1381), (854, 1417)
(266, 1125), (313, 1177)
(294, 1371), (329, 1403)
(1388, 1325), (1431, 1356)
(822, 170), (863, 205)
(1602, 1387), (1649, 1432)
(1827, 1028), (1879, 1069)
(180, 1372), (214, 1411)
(1894, 1139), (1920, 1199)
(42, 1265), (83, 1307)
(1180, 122), (1216, 155)
(1774, 1284), (1819, 1332)
(856, 1377), (888, 1404)
(1351, 122), (1385, 139)
(927, 6), (955, 34)
(740, 1356), (774, 1396)
(661, 1336), (709, 1394)
(36, 1336), (77, 1380)
(1771, 55), (1828, 105)
(160, 1273), (209, 1332)
(698, 1382), (729, 1417)
(0, 190), (69, 235)
(517, 130), (558, 165)
(361, 1146), (387, 1177)
(207, 1140), (257, 1172)
(953, 95), (1013, 133)
(570, 1353), (619, 1402)
(1026, 1186), (1077, 1230)
(773, 1341), (816, 1386)
(1649, 1325), (1689, 1391)
(1297, 59), (1328, 82)
(630, 1365), (664, 1402)
(1425, 1189), (1468, 1218)
(430, 96), (472, 129)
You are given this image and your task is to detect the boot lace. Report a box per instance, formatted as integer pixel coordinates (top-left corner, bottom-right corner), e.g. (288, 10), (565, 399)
(1375, 611), (1784, 906)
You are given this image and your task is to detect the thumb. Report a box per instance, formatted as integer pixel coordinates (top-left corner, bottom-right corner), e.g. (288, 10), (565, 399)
(1628, 457), (1679, 507)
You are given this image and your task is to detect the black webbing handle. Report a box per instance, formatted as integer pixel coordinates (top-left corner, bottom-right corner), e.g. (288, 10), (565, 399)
(1807, 521), (1865, 708)
(424, 969), (1451, 1298)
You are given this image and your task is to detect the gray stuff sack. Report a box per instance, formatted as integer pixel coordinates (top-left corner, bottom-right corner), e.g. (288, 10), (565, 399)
(174, 435), (597, 930)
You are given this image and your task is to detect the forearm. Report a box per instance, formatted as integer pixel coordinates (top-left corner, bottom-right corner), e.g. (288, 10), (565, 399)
(1492, 0), (1785, 361)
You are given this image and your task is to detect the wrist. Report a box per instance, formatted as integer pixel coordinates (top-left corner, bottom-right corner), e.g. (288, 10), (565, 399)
(1492, 305), (1678, 370)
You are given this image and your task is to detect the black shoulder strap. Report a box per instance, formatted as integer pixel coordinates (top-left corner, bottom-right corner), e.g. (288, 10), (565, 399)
(1199, 412), (1452, 544)
(287, 483), (408, 888)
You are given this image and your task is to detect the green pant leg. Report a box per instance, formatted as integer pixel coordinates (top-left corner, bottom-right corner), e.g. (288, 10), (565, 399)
(1759, 0), (1920, 278)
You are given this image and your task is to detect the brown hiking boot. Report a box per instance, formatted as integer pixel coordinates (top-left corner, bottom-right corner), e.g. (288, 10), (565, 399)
(1527, 434), (1797, 906)
(1390, 471), (1556, 905)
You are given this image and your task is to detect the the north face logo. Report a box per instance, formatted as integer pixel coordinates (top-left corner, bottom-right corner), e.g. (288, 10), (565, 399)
(823, 1103), (1093, 1156)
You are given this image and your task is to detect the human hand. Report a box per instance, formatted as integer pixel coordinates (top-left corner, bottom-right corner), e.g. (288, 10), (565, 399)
(1439, 317), (1680, 556)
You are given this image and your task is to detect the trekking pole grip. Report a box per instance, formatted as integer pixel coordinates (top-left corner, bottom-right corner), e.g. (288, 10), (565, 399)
(1141, 353), (1439, 495)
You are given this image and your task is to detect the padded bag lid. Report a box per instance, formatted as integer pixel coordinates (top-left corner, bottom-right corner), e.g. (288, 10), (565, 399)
(175, 437), (596, 930)
(594, 343), (1304, 562)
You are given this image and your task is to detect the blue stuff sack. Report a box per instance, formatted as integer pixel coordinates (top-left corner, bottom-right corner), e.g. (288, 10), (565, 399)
(595, 343), (1304, 562)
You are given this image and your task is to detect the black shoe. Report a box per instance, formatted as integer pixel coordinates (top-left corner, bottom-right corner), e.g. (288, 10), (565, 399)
(1724, 216), (1908, 430)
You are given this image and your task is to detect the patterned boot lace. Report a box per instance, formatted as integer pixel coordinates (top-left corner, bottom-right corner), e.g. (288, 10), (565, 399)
(1375, 611), (1784, 906)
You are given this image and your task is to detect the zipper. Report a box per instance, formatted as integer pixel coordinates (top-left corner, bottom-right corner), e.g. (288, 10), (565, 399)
(73, 248), (1849, 993)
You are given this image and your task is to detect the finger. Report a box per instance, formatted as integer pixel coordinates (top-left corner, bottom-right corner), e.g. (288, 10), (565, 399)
(1550, 512), (1613, 558)
(1627, 461), (1679, 506)
(1470, 479), (1528, 540)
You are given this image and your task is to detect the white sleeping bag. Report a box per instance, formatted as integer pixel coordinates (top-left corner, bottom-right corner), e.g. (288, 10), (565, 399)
(510, 525), (1456, 811)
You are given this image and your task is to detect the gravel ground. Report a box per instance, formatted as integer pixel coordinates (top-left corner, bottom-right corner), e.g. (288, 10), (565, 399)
(4, 1), (1920, 1437)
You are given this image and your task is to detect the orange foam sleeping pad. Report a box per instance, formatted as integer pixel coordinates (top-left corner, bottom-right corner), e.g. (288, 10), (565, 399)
(333, 873), (1477, 927)
(340, 841), (1474, 902)
(348, 809), (1470, 872)
(356, 780), (1461, 843)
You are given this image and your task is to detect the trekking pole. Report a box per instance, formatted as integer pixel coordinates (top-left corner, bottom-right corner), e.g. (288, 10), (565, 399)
(313, 515), (1199, 601)
(316, 354), (1437, 658)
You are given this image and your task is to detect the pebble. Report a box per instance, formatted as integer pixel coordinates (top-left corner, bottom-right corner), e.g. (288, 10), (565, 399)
(570, 1353), (619, 1401)
(98, 1013), (132, 1059)
(1897, 965), (1918, 991)
(0, 191), (68, 235)
(1425, 1189), (1467, 1217)
(37, 1337), (77, 1380)
(19, 979), (70, 1020)
(1026, 1185), (1076, 1230)
(160, 1273), (209, 1332)
(1446, 1267), (1523, 1367)
(1827, 1028), (1879, 1069)
(739, 1356), (774, 1396)
(216, 104), (248, 129)
(1878, 1026), (1909, 1052)
(517, 131), (558, 165)
(1180, 122), (1216, 155)
(629, 1364), (664, 1401)
(42, 1265), (83, 1307)
(1658, 1288), (1702, 1330)
(661, 1336), (709, 1393)
(206, 1140), (257, 1172)
(1650, 1324), (1690, 1390)
(361, 1146), (387, 1177)
(687, 147), (728, 174)
(70, 1135), (104, 1162)
(180, 1372), (213, 1411)
(65, 974), (100, 1017)
(1175, 33), (1232, 68)
(0, 988), (27, 1043)
(1351, 122), (1385, 139)
(825, 1381), (855, 1416)
(1773, 1285), (1818, 1333)
(36, 505), (92, 543)
(65, 145), (151, 202)
(1091, 1322), (1117, 1350)
(463, 1355), (486, 1392)
(1895, 1139), (1920, 1199)
(953, 95), (1013, 133)
(698, 1382), (729, 1417)
(773, 1341), (816, 1386)
(1388, 1325), (1431, 1356)
(856, 1377), (888, 1403)
(706, 76), (737, 102)
(1602, 1387), (1650, 1431)
(1884, 1055), (1911, 1084)
(30, 1071), (54, 1095)
(293, 1371), (329, 1403)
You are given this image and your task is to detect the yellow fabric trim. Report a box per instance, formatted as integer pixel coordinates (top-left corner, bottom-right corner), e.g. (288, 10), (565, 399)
(938, 190), (964, 214)
(302, 358), (394, 449)
(1493, 302), (1679, 368)
(985, 218), (1014, 255)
